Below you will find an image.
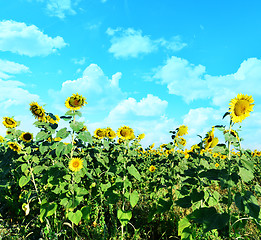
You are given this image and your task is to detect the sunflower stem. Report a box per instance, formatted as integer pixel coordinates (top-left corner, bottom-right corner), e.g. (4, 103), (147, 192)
(227, 121), (232, 239)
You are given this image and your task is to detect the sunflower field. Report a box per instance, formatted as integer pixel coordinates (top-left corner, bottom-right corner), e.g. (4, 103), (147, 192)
(0, 93), (260, 240)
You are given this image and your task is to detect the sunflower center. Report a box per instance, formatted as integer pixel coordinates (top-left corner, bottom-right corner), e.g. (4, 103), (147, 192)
(120, 129), (130, 137)
(234, 100), (249, 116)
(73, 161), (79, 168)
(24, 133), (32, 140)
(6, 119), (14, 125)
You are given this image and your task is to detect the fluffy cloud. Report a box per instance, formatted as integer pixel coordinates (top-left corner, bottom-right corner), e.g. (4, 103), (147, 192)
(46, 0), (77, 19)
(106, 28), (186, 58)
(153, 56), (261, 107)
(106, 94), (168, 121)
(0, 20), (67, 56)
(0, 59), (29, 79)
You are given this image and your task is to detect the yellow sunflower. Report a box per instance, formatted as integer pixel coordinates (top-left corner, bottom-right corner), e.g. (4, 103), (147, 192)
(6, 130), (12, 135)
(94, 128), (106, 139)
(69, 157), (83, 172)
(203, 127), (219, 150)
(229, 94), (254, 123)
(105, 127), (116, 139)
(137, 133), (145, 140)
(29, 102), (46, 121)
(8, 142), (22, 153)
(149, 165), (156, 172)
(65, 93), (87, 111)
(3, 117), (17, 128)
(79, 125), (88, 132)
(0, 136), (5, 143)
(215, 163), (219, 168)
(177, 125), (188, 137)
(20, 132), (33, 143)
(46, 114), (60, 124)
(117, 126), (134, 140)
(176, 137), (187, 147)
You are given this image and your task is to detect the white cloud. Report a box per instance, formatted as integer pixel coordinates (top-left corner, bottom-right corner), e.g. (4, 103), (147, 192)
(0, 20), (67, 56)
(107, 94), (168, 121)
(0, 59), (29, 79)
(153, 56), (261, 106)
(72, 57), (86, 65)
(106, 27), (186, 58)
(46, 0), (76, 18)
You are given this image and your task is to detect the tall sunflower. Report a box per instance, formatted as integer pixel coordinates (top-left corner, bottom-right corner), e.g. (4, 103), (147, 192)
(94, 128), (106, 139)
(20, 132), (33, 143)
(3, 117), (17, 128)
(8, 142), (22, 153)
(69, 158), (83, 172)
(117, 126), (134, 140)
(229, 94), (254, 123)
(177, 125), (188, 137)
(65, 93), (87, 111)
(29, 102), (46, 121)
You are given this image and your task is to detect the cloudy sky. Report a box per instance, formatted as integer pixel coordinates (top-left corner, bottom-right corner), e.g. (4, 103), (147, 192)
(1, 0), (261, 150)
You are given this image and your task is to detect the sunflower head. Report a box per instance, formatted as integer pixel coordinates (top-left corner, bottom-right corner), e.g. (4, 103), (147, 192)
(203, 127), (216, 150)
(105, 127), (116, 139)
(176, 137), (187, 147)
(69, 157), (83, 172)
(94, 128), (106, 139)
(8, 142), (22, 153)
(46, 114), (60, 124)
(65, 93), (87, 111)
(215, 163), (219, 168)
(0, 136), (5, 143)
(29, 102), (46, 121)
(137, 133), (145, 140)
(149, 165), (156, 173)
(3, 117), (17, 128)
(177, 125), (188, 137)
(20, 132), (33, 143)
(117, 126), (134, 140)
(229, 94), (254, 123)
(79, 125), (88, 132)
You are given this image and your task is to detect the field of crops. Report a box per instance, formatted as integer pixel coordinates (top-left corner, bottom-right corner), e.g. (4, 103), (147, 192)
(0, 93), (260, 239)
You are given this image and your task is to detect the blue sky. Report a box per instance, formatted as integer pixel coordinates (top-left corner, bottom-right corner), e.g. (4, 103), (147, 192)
(1, 0), (261, 149)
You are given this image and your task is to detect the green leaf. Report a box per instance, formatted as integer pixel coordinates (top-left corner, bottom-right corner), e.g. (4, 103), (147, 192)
(127, 164), (141, 181)
(33, 166), (46, 174)
(101, 182), (111, 192)
(130, 190), (139, 208)
(39, 202), (57, 222)
(21, 163), (29, 173)
(19, 175), (31, 188)
(81, 206), (91, 220)
(68, 210), (82, 225)
(117, 209), (132, 227)
(78, 131), (92, 143)
(36, 131), (50, 141)
(70, 121), (84, 132)
(55, 142), (64, 157)
(56, 128), (70, 139)
(178, 217), (191, 236)
(239, 167), (254, 183)
(175, 196), (192, 208)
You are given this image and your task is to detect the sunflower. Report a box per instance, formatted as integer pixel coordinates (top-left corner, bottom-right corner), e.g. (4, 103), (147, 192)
(137, 133), (145, 140)
(105, 127), (116, 139)
(94, 128), (106, 139)
(69, 157), (83, 172)
(149, 165), (156, 172)
(8, 142), (22, 153)
(29, 102), (46, 121)
(0, 136), (5, 143)
(176, 137), (186, 147)
(3, 117), (17, 128)
(20, 132), (33, 143)
(229, 94), (254, 123)
(79, 125), (88, 132)
(203, 127), (219, 150)
(65, 93), (87, 111)
(117, 126), (134, 140)
(46, 114), (60, 124)
(215, 163), (219, 168)
(177, 125), (188, 137)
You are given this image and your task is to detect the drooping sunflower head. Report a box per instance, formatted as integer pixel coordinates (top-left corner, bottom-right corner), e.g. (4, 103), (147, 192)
(117, 126), (134, 140)
(94, 128), (106, 139)
(20, 132), (33, 143)
(3, 117), (17, 128)
(177, 125), (188, 137)
(69, 157), (83, 172)
(149, 165), (156, 173)
(203, 127), (217, 150)
(65, 93), (87, 111)
(105, 127), (116, 139)
(8, 142), (22, 153)
(229, 94), (254, 123)
(29, 102), (46, 121)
